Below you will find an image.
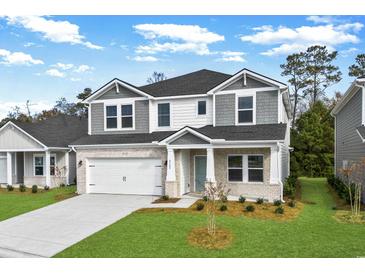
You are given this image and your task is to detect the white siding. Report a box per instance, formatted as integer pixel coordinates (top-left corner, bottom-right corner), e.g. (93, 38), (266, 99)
(0, 125), (43, 150)
(151, 97), (213, 131)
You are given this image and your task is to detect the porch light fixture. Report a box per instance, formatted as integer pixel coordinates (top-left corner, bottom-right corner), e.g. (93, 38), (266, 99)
(78, 160), (83, 167)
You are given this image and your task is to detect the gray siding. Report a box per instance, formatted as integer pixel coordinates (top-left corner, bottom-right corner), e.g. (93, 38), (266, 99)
(170, 133), (209, 145)
(95, 84), (142, 100)
(223, 76), (270, 91)
(215, 94), (235, 126)
(68, 151), (76, 184)
(280, 144), (289, 182)
(90, 100), (149, 134)
(256, 91), (278, 124)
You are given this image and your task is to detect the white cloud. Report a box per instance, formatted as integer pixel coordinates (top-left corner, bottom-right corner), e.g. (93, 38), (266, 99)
(52, 62), (74, 70)
(5, 16), (103, 50)
(0, 48), (44, 65)
(132, 56), (159, 62)
(24, 42), (35, 47)
(340, 47), (358, 57)
(74, 64), (93, 73)
(306, 16), (335, 24)
(133, 24), (224, 56)
(0, 100), (53, 119)
(216, 51), (246, 62)
(45, 68), (64, 78)
(70, 77), (81, 82)
(240, 22), (363, 56)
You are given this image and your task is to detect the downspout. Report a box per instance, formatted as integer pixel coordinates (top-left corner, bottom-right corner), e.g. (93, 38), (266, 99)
(277, 142), (284, 202)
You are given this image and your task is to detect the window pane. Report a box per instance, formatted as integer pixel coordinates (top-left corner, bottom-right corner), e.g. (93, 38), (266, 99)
(228, 169), (243, 181)
(158, 115), (170, 127)
(35, 166), (44, 176)
(198, 101), (206, 115)
(158, 103), (170, 115)
(248, 169), (263, 182)
(106, 105), (117, 116)
(50, 156), (55, 166)
(121, 105), (132, 116)
(238, 96), (253, 109)
(248, 155), (263, 168)
(50, 166), (55, 176)
(238, 110), (253, 123)
(122, 117), (133, 128)
(35, 156), (43, 166)
(228, 156), (242, 168)
(106, 117), (117, 128)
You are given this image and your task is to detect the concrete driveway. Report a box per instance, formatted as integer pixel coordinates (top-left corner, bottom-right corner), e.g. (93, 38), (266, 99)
(0, 194), (156, 258)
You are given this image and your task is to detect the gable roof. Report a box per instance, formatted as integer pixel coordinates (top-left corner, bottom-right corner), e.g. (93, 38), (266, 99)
(139, 69), (231, 97)
(12, 115), (88, 148)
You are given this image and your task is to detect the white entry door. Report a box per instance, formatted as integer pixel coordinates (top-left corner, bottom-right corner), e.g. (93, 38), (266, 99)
(87, 158), (162, 195)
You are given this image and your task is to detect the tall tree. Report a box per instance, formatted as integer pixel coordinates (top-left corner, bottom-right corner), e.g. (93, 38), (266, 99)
(280, 53), (307, 127)
(75, 88), (92, 117)
(303, 45), (342, 104)
(348, 53), (365, 77)
(147, 72), (167, 84)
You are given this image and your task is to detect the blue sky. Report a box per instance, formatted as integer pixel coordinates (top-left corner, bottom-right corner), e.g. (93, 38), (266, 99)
(0, 15), (364, 118)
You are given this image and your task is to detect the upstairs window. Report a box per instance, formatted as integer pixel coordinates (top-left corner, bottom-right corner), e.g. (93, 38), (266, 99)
(197, 100), (207, 115)
(121, 104), (133, 128)
(158, 103), (170, 127)
(238, 96), (253, 124)
(106, 105), (118, 129)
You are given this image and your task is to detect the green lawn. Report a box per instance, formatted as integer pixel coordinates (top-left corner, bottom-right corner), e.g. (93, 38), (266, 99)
(56, 178), (365, 258)
(0, 185), (77, 221)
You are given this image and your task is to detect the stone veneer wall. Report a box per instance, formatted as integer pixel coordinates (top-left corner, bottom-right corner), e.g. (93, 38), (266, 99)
(76, 147), (167, 194)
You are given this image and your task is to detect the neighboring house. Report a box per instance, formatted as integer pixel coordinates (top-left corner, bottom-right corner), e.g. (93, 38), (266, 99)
(0, 115), (87, 187)
(0, 68), (292, 202)
(331, 75), (365, 200)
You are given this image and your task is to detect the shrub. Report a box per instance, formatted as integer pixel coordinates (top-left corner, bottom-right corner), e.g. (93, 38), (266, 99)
(19, 184), (26, 192)
(327, 175), (353, 204)
(44, 185), (50, 191)
(161, 195), (169, 201)
(273, 199), (282, 206)
(202, 195), (209, 202)
(245, 205), (255, 212)
(220, 195), (228, 203)
(275, 206), (284, 214)
(196, 202), (204, 211)
(31, 185), (38, 193)
(288, 200), (296, 208)
(60, 183), (66, 188)
(6, 184), (14, 191)
(238, 195), (246, 203)
(256, 198), (264, 204)
(284, 175), (298, 197)
(219, 204), (228, 211)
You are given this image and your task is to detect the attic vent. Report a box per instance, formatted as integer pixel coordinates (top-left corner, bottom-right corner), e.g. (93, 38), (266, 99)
(243, 73), (247, 86)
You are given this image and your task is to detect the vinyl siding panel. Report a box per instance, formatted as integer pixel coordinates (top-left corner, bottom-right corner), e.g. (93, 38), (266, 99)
(223, 76), (270, 90)
(0, 125), (43, 149)
(280, 144), (289, 182)
(170, 133), (209, 145)
(215, 94), (235, 126)
(256, 91), (278, 124)
(94, 84), (142, 100)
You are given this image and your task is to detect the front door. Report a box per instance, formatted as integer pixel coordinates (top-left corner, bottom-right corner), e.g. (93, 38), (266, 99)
(194, 156), (207, 192)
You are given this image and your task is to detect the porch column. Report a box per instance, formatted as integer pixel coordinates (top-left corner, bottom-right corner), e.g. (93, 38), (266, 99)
(65, 151), (70, 185)
(45, 150), (51, 187)
(6, 152), (12, 185)
(270, 145), (279, 184)
(166, 148), (176, 181)
(206, 148), (216, 182)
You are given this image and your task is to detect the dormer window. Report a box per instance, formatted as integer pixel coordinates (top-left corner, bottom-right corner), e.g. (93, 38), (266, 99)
(106, 105), (118, 129)
(237, 96), (254, 124)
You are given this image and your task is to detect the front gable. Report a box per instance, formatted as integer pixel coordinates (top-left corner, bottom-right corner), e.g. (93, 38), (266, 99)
(170, 132), (210, 145)
(222, 75), (271, 91)
(0, 123), (45, 150)
(94, 83), (143, 100)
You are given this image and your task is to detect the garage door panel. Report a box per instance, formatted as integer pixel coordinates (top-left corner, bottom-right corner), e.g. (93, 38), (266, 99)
(87, 158), (162, 195)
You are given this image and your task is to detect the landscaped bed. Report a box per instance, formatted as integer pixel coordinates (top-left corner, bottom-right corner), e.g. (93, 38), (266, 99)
(0, 185), (77, 221)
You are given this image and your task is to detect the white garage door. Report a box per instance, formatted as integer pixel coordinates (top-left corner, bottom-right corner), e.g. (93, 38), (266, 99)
(87, 158), (162, 195)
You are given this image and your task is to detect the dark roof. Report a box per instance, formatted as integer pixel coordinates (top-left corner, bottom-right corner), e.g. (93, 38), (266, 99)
(357, 126), (365, 140)
(194, 124), (287, 141)
(13, 115), (88, 147)
(139, 69), (232, 97)
(71, 124), (287, 146)
(358, 75), (365, 79)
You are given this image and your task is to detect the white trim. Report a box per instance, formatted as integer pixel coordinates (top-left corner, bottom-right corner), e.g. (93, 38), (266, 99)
(212, 94), (216, 127)
(196, 100), (207, 116)
(65, 151), (70, 185)
(193, 154), (206, 192)
(331, 81), (364, 116)
(0, 148), (46, 152)
(91, 97), (147, 104)
(356, 128), (365, 143)
(83, 79), (153, 103)
(278, 89), (282, 123)
(0, 122), (47, 148)
(166, 148), (176, 181)
(104, 101), (135, 131)
(152, 94), (209, 100)
(7, 152), (12, 185)
(235, 92), (256, 125)
(159, 127), (213, 145)
(206, 147), (215, 182)
(213, 87), (278, 95)
(88, 104), (91, 135)
(33, 153), (56, 177)
(70, 143), (160, 149)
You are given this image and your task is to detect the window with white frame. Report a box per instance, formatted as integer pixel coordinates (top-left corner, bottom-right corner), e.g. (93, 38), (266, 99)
(158, 103), (170, 127)
(121, 104), (133, 128)
(197, 100), (206, 115)
(106, 105), (118, 129)
(248, 155), (264, 182)
(34, 155), (56, 176)
(228, 155), (243, 181)
(238, 96), (253, 123)
(227, 154), (264, 183)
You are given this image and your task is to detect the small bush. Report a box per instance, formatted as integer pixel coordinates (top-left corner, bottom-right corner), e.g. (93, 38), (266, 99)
(44, 185), (50, 191)
(238, 195), (246, 203)
(221, 195), (228, 203)
(220, 204), (228, 211)
(202, 195), (209, 202)
(284, 175), (298, 197)
(332, 206), (337, 210)
(161, 195), (169, 201)
(273, 199), (282, 206)
(19, 184), (26, 192)
(275, 206), (284, 214)
(196, 202), (204, 211)
(245, 205), (255, 212)
(60, 183), (66, 188)
(6, 184), (14, 191)
(31, 185), (38, 193)
(256, 198), (264, 204)
(288, 200), (296, 208)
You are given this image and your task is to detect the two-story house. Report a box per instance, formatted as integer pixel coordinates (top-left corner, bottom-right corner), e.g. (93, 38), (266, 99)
(0, 68), (291, 202)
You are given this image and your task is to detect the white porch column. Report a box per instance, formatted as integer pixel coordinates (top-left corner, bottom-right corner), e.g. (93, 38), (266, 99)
(6, 152), (12, 185)
(166, 148), (176, 181)
(45, 150), (51, 187)
(206, 147), (216, 182)
(65, 151), (70, 185)
(270, 145), (279, 184)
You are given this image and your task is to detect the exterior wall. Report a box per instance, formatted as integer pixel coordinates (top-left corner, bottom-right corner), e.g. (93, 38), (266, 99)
(16, 152), (24, 183)
(222, 76), (270, 90)
(215, 91), (279, 126)
(94, 84), (143, 100)
(76, 147), (167, 194)
(150, 97), (213, 131)
(280, 144), (289, 182)
(90, 100), (149, 134)
(0, 125), (43, 150)
(69, 151), (77, 184)
(170, 133), (209, 145)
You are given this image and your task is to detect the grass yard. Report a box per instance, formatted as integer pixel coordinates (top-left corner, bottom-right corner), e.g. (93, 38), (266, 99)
(56, 178), (365, 258)
(0, 185), (77, 221)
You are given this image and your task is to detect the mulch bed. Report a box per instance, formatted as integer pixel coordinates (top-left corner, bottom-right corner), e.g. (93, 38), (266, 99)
(152, 198), (181, 204)
(187, 227), (233, 250)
